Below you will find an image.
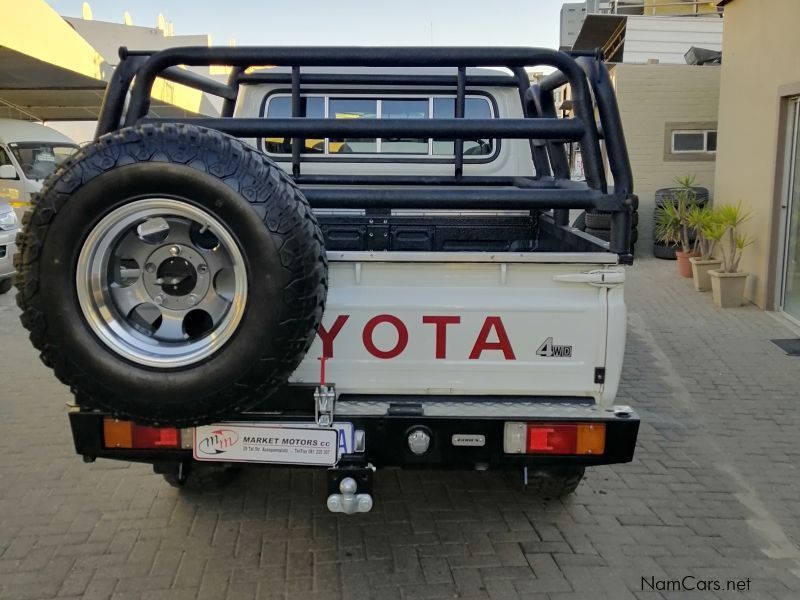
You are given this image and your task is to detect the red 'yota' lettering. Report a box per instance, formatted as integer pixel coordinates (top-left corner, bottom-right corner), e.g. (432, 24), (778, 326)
(469, 316), (516, 360)
(317, 315), (349, 358)
(363, 314), (409, 359)
(422, 315), (461, 359)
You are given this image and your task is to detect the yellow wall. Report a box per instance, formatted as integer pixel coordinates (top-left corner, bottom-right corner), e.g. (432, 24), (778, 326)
(713, 0), (800, 308)
(613, 63), (720, 249)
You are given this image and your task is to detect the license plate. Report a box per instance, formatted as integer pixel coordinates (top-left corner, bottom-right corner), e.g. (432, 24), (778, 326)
(193, 422), (354, 466)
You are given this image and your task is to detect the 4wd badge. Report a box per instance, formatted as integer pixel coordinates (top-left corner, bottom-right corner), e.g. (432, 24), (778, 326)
(536, 337), (573, 358)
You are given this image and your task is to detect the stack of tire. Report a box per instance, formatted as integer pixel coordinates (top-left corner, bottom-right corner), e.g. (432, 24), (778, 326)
(573, 195), (639, 255)
(652, 186), (709, 259)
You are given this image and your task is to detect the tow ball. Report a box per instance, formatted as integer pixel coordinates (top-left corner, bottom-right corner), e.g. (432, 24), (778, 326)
(326, 462), (375, 514)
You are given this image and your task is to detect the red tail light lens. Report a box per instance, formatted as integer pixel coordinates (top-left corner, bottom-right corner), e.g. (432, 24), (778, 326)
(527, 424), (578, 454)
(132, 425), (180, 449)
(507, 422), (605, 455)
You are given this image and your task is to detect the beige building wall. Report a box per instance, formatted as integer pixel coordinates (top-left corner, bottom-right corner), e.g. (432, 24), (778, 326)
(714, 0), (800, 308)
(612, 63), (720, 249)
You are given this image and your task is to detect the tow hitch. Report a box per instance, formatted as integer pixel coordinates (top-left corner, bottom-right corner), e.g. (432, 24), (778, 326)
(316, 357), (375, 514)
(326, 461), (375, 514)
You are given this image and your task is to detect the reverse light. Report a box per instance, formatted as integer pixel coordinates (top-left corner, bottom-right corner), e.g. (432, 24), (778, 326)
(503, 422), (605, 455)
(103, 418), (180, 449)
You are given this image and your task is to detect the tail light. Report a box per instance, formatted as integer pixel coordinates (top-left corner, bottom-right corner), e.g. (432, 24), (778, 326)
(103, 418), (180, 449)
(504, 422), (605, 455)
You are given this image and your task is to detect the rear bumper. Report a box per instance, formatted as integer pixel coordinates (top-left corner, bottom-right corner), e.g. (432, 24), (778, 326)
(69, 398), (639, 470)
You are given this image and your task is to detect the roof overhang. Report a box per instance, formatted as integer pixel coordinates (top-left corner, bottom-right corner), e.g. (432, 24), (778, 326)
(571, 14), (628, 63)
(0, 0), (215, 121)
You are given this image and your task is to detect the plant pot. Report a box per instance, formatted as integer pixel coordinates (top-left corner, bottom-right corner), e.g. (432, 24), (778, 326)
(675, 250), (699, 278)
(709, 270), (748, 308)
(689, 257), (722, 292)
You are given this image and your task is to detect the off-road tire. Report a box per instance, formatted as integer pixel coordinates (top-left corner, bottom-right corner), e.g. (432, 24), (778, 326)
(525, 466), (585, 498)
(0, 278), (12, 295)
(15, 123), (327, 426)
(585, 211), (610, 230)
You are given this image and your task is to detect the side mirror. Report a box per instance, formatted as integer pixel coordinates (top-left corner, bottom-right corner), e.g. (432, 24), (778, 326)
(0, 164), (17, 180)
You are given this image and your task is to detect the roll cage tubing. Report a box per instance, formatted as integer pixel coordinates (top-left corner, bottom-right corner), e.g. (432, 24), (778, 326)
(95, 46), (634, 261)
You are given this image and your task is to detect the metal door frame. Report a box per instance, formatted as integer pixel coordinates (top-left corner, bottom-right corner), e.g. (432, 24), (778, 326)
(777, 97), (800, 325)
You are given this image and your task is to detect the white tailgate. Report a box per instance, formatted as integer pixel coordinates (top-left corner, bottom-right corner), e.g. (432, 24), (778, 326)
(290, 252), (621, 401)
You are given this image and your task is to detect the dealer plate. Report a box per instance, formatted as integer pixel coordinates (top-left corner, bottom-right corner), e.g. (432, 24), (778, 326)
(193, 423), (353, 466)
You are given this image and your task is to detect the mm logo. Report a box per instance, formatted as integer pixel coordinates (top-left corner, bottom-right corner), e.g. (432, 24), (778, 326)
(536, 337), (573, 358)
(198, 429), (239, 455)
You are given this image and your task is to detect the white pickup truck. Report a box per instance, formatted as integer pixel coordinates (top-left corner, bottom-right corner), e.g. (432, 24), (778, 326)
(15, 46), (639, 511)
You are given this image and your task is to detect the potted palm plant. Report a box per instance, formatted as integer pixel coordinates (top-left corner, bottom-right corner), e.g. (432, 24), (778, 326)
(707, 202), (754, 308)
(687, 205), (721, 292)
(655, 175), (700, 277)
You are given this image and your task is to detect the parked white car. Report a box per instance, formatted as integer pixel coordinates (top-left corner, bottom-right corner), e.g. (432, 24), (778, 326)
(0, 119), (80, 220)
(0, 202), (18, 294)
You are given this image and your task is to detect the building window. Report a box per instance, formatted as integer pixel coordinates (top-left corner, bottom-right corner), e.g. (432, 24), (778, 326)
(664, 122), (718, 162)
(672, 130), (716, 154)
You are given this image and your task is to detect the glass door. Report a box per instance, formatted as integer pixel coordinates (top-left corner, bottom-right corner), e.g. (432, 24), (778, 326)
(781, 99), (800, 321)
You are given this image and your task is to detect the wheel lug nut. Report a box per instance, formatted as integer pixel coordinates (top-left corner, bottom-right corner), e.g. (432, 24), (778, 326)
(145, 263), (156, 273)
(187, 294), (197, 306)
(154, 294), (164, 305)
(169, 246), (180, 256)
(197, 264), (208, 275)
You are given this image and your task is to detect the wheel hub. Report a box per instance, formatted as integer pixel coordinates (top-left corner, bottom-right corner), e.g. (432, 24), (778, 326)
(142, 244), (210, 309)
(76, 199), (247, 368)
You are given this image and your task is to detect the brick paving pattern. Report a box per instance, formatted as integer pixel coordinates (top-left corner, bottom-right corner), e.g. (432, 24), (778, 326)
(1, 257), (800, 599)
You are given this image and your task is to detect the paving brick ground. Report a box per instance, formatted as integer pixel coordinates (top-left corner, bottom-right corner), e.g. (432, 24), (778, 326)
(1, 257), (800, 600)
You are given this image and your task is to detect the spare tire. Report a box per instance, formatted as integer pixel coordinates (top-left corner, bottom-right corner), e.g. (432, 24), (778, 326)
(16, 124), (327, 426)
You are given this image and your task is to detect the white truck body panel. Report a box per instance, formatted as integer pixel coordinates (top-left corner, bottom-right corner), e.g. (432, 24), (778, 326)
(291, 252), (626, 407)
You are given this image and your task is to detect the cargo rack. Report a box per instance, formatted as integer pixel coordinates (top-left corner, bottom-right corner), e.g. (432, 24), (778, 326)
(96, 46), (635, 262)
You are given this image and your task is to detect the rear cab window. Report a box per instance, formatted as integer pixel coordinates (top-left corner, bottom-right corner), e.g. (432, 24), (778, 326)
(261, 93), (496, 160)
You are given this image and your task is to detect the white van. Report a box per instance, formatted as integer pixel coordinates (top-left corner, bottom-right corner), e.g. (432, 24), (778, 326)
(0, 119), (80, 219)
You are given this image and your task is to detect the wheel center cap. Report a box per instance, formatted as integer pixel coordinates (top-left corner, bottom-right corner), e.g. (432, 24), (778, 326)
(142, 244), (211, 310)
(157, 257), (197, 296)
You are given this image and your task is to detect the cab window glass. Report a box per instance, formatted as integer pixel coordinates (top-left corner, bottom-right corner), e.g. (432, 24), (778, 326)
(263, 93), (494, 158)
(432, 98), (492, 156)
(264, 96), (324, 154)
(329, 98), (378, 154)
(380, 99), (429, 154)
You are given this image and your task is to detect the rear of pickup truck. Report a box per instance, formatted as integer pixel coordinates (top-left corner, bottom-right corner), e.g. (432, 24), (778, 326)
(18, 46), (640, 511)
(70, 250), (638, 508)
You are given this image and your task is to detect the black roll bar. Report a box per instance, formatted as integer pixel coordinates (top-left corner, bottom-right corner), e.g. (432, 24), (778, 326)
(94, 45), (633, 261)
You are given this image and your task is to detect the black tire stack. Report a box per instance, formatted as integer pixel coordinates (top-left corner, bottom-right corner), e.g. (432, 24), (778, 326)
(652, 187), (709, 260)
(575, 195), (639, 255)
